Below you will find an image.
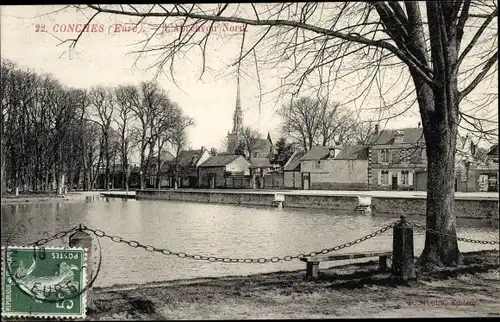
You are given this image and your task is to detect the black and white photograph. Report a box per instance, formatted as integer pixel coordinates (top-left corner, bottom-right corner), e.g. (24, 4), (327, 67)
(1, 2), (499, 319)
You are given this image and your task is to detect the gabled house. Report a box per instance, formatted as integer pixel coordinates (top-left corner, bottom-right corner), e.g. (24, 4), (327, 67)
(173, 147), (211, 188)
(198, 155), (252, 188)
(283, 150), (306, 189)
(454, 133), (490, 192)
(474, 143), (499, 192)
(299, 144), (369, 190)
(369, 126), (426, 191)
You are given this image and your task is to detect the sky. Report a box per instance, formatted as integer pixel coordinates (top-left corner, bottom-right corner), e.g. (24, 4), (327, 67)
(1, 4), (497, 154)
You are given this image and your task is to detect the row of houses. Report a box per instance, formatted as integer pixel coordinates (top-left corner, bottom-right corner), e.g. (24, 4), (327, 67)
(97, 126), (499, 192)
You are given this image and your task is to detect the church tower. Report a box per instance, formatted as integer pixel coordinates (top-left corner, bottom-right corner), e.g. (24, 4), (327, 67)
(232, 78), (243, 135)
(227, 78), (244, 154)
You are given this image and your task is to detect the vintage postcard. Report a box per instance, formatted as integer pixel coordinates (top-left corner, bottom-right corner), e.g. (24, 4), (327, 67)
(1, 3), (498, 320)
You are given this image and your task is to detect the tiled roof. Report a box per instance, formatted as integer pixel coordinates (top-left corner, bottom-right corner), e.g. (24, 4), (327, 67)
(369, 127), (425, 145)
(250, 158), (272, 168)
(177, 149), (203, 167)
(299, 146), (330, 161)
(284, 150), (306, 171)
(335, 145), (369, 160)
(160, 151), (175, 162)
(199, 155), (241, 167)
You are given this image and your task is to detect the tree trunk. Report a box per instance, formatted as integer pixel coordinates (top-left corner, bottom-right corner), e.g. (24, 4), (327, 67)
(418, 117), (461, 268)
(411, 47), (461, 268)
(1, 141), (5, 195)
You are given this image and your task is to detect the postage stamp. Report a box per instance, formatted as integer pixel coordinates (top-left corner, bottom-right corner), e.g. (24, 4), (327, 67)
(1, 246), (87, 319)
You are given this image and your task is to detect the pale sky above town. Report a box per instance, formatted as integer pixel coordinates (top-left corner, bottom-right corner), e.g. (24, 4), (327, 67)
(1, 5), (497, 157)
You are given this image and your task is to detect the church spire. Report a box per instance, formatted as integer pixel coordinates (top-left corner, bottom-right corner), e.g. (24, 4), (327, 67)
(235, 76), (241, 111)
(232, 76), (243, 135)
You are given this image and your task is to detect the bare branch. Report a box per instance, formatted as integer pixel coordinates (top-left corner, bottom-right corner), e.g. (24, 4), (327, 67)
(459, 50), (498, 100)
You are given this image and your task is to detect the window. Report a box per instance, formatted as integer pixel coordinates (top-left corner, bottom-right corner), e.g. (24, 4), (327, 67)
(314, 160), (323, 169)
(461, 170), (467, 182)
(381, 150), (391, 163)
(401, 171), (409, 185)
(401, 149), (409, 163)
(381, 171), (389, 185)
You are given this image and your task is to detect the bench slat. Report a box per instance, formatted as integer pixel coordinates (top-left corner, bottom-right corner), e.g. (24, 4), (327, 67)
(300, 251), (392, 263)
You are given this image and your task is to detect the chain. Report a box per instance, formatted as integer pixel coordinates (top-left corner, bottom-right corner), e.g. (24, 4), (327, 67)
(75, 221), (397, 263)
(27, 226), (80, 247)
(409, 221), (499, 245)
(23, 218), (497, 262)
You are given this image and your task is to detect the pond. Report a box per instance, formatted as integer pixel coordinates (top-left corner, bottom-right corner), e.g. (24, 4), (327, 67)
(1, 198), (498, 288)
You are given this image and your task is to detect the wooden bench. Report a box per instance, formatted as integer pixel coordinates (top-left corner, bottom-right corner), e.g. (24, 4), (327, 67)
(300, 251), (392, 280)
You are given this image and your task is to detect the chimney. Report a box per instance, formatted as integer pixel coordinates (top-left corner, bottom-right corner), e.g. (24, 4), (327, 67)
(374, 124), (379, 135)
(471, 142), (476, 156)
(201, 146), (205, 152)
(394, 130), (405, 144)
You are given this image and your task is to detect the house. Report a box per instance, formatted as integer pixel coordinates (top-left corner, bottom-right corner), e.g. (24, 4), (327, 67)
(96, 163), (141, 190)
(454, 134), (491, 192)
(369, 126), (426, 191)
(487, 144), (499, 162)
(146, 151), (175, 188)
(299, 144), (369, 190)
(474, 144), (499, 192)
(250, 157), (273, 189)
(283, 150), (306, 189)
(250, 157), (283, 189)
(173, 147), (211, 188)
(198, 155), (252, 188)
(251, 133), (277, 160)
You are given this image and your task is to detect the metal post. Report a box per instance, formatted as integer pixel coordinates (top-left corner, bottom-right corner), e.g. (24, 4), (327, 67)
(69, 230), (93, 309)
(392, 216), (416, 281)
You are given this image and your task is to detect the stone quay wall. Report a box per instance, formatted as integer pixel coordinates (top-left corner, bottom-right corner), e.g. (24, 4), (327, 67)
(136, 190), (498, 219)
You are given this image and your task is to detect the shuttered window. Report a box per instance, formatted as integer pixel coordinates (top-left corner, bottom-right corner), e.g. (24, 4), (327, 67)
(381, 170), (389, 185)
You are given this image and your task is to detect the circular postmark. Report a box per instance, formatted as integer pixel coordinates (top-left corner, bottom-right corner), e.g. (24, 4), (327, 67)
(2, 216), (102, 306)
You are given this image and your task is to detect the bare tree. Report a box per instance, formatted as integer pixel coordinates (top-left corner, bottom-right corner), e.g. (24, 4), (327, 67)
(338, 119), (377, 146)
(65, 2), (497, 268)
(89, 86), (115, 190)
(128, 81), (163, 190)
(278, 97), (348, 150)
(278, 97), (321, 151)
(169, 125), (189, 190)
(240, 126), (262, 160)
(1, 60), (96, 193)
(154, 102), (194, 190)
(115, 85), (137, 191)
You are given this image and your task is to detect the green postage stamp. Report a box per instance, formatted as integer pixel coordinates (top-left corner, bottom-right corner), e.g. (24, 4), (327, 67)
(1, 246), (87, 319)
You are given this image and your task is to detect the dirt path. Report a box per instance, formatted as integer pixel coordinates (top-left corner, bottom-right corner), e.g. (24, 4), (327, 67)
(88, 250), (499, 319)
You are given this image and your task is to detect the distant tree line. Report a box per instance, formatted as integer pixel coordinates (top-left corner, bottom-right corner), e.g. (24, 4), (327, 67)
(0, 59), (193, 194)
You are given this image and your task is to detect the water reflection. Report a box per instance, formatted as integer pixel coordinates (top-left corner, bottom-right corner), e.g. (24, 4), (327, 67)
(1, 198), (498, 288)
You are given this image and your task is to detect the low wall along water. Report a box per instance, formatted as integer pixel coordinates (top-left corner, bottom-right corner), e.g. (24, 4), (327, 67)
(136, 190), (499, 220)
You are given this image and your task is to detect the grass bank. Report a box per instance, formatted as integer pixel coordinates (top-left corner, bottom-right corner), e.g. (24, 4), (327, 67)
(88, 250), (499, 319)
